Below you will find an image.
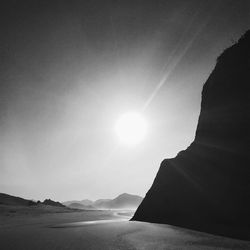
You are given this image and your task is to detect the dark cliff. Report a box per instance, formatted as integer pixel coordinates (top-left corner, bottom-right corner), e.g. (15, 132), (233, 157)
(132, 31), (250, 240)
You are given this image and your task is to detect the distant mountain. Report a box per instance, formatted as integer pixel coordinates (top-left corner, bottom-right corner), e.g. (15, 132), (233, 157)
(81, 199), (94, 206)
(62, 200), (82, 206)
(62, 199), (93, 207)
(95, 193), (143, 209)
(42, 199), (65, 207)
(67, 202), (95, 210)
(0, 192), (143, 210)
(93, 199), (112, 208)
(0, 193), (36, 206)
(111, 193), (143, 209)
(63, 193), (143, 210)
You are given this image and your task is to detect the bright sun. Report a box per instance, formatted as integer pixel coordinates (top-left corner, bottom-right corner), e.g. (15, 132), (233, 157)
(115, 112), (147, 145)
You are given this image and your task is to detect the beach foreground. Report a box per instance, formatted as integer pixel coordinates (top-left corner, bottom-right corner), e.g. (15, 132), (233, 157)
(1, 208), (250, 250)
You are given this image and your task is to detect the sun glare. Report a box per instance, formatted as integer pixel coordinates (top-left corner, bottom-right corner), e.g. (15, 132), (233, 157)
(115, 112), (147, 145)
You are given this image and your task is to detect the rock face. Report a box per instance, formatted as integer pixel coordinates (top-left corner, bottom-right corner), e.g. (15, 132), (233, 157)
(132, 31), (250, 240)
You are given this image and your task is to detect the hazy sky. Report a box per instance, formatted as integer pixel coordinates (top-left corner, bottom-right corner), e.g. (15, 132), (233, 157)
(1, 0), (250, 201)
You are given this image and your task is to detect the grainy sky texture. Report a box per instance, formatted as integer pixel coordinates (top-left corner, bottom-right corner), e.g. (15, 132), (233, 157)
(1, 0), (250, 201)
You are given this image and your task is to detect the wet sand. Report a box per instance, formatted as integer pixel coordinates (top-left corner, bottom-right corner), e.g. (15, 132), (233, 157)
(1, 207), (250, 250)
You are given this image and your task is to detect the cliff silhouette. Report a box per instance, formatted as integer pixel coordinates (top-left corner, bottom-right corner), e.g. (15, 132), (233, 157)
(132, 31), (250, 240)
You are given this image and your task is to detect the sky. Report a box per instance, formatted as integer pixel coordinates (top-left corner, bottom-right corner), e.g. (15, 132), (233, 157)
(1, 0), (250, 201)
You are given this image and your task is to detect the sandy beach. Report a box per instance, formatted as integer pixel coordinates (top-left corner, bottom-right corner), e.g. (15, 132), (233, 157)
(1, 206), (250, 250)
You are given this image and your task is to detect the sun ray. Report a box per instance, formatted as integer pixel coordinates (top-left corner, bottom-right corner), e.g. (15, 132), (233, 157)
(143, 1), (221, 111)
